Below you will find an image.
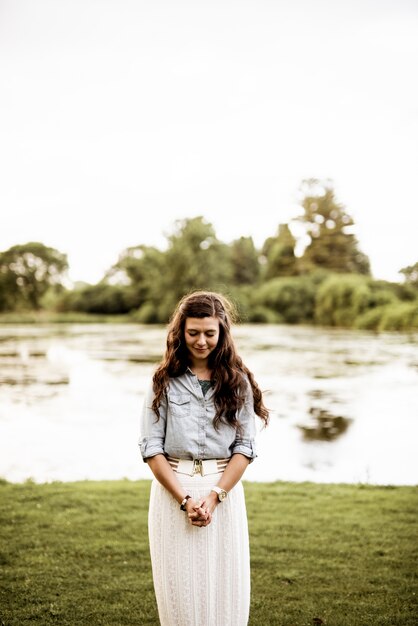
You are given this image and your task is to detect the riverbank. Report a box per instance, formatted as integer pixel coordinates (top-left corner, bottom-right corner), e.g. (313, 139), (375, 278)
(0, 308), (418, 333)
(1, 479), (416, 625)
(0, 312), (132, 324)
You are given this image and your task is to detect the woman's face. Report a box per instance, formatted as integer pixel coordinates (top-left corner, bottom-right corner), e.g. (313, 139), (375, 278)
(184, 316), (220, 364)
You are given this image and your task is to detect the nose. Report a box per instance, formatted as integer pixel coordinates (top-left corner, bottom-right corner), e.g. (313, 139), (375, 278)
(196, 333), (206, 346)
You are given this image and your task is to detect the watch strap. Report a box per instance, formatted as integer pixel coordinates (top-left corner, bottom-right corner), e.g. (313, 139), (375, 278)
(211, 486), (227, 501)
(180, 495), (191, 511)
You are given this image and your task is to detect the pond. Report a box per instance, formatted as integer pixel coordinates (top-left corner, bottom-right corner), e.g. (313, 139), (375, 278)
(0, 323), (417, 485)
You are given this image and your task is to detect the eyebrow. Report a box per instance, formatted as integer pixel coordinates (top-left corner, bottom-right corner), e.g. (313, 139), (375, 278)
(186, 327), (217, 332)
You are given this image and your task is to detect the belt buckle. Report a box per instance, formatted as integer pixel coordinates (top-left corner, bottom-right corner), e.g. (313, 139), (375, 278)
(193, 459), (202, 475)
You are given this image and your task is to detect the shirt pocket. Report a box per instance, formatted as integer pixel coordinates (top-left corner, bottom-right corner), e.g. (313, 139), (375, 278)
(168, 393), (191, 418)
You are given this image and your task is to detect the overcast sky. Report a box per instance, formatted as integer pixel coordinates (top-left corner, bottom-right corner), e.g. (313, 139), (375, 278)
(1, 0), (417, 283)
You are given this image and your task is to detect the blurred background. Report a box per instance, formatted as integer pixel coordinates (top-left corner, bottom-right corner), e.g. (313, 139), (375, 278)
(0, 0), (417, 485)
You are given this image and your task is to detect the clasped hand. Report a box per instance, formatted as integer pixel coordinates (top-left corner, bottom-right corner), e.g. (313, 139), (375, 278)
(185, 494), (218, 527)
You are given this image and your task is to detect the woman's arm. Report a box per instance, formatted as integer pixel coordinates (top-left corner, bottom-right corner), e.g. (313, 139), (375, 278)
(147, 454), (210, 525)
(215, 452), (251, 493)
(199, 453), (251, 521)
(147, 453), (189, 504)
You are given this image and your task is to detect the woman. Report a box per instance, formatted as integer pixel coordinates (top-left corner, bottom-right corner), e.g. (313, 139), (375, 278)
(139, 291), (269, 626)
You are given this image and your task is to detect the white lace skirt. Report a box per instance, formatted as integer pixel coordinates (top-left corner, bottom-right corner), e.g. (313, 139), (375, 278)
(148, 472), (250, 626)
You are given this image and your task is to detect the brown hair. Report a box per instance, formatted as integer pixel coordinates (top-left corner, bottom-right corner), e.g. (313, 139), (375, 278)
(152, 290), (269, 429)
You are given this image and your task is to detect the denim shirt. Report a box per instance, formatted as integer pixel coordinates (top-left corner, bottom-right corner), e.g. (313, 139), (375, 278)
(139, 368), (257, 462)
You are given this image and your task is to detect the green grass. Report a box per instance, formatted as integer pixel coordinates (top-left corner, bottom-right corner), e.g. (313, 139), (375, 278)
(0, 480), (416, 625)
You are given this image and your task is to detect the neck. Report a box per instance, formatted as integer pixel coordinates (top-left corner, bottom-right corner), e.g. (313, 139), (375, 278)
(189, 361), (212, 379)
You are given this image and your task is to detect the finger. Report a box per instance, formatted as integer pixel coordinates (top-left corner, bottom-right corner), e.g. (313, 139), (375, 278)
(196, 506), (209, 517)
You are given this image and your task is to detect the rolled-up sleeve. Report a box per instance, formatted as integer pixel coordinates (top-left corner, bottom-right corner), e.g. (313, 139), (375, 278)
(139, 382), (167, 462)
(231, 383), (257, 462)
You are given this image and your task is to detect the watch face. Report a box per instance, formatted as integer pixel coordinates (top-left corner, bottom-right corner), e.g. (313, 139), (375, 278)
(219, 490), (227, 501)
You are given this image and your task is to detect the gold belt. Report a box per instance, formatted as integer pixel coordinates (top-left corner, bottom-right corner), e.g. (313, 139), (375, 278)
(166, 456), (229, 476)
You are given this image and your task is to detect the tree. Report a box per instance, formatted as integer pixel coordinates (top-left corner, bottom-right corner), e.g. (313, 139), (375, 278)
(107, 245), (164, 287)
(0, 242), (68, 311)
(96, 244), (167, 321)
(100, 217), (233, 323)
(106, 245), (165, 300)
(261, 223), (299, 278)
(297, 179), (370, 275)
(399, 262), (418, 288)
(105, 217), (233, 323)
(156, 216), (232, 321)
(229, 236), (260, 285)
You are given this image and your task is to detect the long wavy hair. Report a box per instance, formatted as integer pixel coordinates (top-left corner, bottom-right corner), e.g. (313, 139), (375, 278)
(152, 291), (269, 430)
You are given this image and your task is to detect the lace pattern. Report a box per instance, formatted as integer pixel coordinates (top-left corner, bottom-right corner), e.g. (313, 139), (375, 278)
(148, 473), (250, 626)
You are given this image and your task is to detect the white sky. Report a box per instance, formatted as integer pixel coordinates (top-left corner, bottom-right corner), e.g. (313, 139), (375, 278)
(1, 0), (417, 284)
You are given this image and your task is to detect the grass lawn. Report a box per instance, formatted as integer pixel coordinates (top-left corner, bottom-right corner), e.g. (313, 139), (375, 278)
(0, 480), (416, 625)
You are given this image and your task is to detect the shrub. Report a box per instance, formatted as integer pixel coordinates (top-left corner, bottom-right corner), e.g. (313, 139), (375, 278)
(379, 301), (418, 330)
(56, 284), (139, 314)
(252, 276), (318, 324)
(132, 302), (161, 324)
(354, 306), (387, 330)
(355, 302), (418, 331)
(246, 306), (282, 324)
(315, 274), (371, 327)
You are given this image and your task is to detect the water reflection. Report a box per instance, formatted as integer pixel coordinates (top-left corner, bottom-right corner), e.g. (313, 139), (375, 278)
(0, 342), (69, 403)
(298, 407), (353, 442)
(0, 323), (417, 485)
(296, 389), (353, 442)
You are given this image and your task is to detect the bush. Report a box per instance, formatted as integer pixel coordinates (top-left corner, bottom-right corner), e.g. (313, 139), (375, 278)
(367, 284), (397, 307)
(246, 306), (282, 324)
(354, 306), (387, 330)
(315, 274), (371, 327)
(56, 284), (140, 315)
(252, 275), (319, 324)
(355, 302), (418, 331)
(132, 301), (161, 324)
(380, 301), (418, 330)
(368, 279), (417, 304)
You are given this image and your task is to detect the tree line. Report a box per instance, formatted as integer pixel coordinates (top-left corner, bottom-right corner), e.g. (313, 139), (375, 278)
(1, 179), (417, 330)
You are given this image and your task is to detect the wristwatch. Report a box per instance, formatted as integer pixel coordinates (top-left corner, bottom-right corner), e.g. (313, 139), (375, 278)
(211, 486), (228, 502)
(180, 495), (191, 511)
